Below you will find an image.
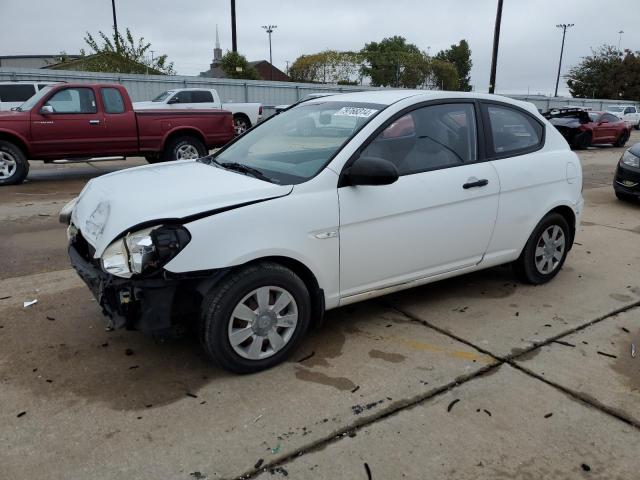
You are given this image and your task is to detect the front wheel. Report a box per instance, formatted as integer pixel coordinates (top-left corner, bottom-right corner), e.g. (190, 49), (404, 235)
(614, 131), (630, 148)
(162, 135), (207, 162)
(0, 140), (29, 186)
(200, 262), (311, 373)
(514, 213), (570, 285)
(572, 131), (591, 150)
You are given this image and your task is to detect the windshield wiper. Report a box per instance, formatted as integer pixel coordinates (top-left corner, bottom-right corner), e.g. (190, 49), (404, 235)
(206, 157), (274, 183)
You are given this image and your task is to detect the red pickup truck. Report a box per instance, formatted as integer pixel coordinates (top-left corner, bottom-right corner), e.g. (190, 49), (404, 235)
(0, 83), (235, 185)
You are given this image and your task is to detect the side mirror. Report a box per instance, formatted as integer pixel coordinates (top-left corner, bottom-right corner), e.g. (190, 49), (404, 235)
(40, 105), (54, 115)
(167, 96), (180, 104)
(343, 156), (399, 186)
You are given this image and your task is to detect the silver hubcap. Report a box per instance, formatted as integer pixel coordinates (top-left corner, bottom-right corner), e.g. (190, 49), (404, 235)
(234, 119), (248, 135)
(0, 151), (17, 179)
(176, 144), (200, 160)
(535, 225), (566, 274)
(228, 286), (298, 360)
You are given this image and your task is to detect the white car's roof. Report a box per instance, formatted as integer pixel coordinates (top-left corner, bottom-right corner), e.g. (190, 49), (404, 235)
(305, 89), (532, 109)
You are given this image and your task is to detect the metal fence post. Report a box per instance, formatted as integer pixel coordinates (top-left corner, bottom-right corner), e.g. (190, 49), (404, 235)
(244, 82), (249, 102)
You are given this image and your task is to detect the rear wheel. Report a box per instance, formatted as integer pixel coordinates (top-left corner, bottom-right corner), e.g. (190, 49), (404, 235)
(200, 262), (311, 373)
(572, 131), (591, 150)
(0, 141), (29, 186)
(162, 135), (207, 162)
(514, 213), (570, 285)
(233, 115), (251, 136)
(614, 130), (630, 147)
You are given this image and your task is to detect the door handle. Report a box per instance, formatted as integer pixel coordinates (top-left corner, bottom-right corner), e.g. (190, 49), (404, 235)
(89, 119), (100, 125)
(463, 178), (489, 189)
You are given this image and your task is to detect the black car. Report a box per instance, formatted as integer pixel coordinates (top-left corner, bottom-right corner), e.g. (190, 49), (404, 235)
(614, 142), (640, 202)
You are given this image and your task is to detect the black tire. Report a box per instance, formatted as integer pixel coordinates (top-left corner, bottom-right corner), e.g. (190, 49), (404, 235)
(635, 121), (640, 131)
(200, 262), (311, 374)
(145, 154), (161, 164)
(614, 130), (629, 148)
(161, 135), (207, 162)
(572, 131), (592, 150)
(0, 140), (29, 186)
(233, 114), (251, 136)
(514, 213), (571, 285)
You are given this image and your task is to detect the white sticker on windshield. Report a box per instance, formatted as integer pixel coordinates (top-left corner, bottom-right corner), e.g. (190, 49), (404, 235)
(334, 107), (378, 118)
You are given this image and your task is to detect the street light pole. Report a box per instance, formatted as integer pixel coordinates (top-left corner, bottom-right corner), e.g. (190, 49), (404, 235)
(554, 23), (574, 97)
(261, 25), (277, 80)
(231, 0), (237, 52)
(618, 30), (624, 50)
(488, 0), (504, 94)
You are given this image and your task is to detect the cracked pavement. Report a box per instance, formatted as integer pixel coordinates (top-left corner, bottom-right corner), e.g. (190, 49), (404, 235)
(1, 133), (639, 479)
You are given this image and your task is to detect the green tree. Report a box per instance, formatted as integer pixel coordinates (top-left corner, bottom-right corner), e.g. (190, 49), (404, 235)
(567, 45), (640, 100)
(220, 51), (260, 80)
(427, 59), (459, 90)
(76, 28), (175, 74)
(360, 36), (430, 88)
(289, 50), (362, 84)
(435, 39), (472, 91)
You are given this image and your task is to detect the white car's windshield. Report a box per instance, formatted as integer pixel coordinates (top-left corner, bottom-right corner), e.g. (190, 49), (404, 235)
(152, 91), (174, 102)
(17, 85), (54, 111)
(202, 101), (385, 184)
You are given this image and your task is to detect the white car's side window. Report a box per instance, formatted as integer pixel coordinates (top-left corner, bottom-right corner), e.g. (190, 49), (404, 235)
(486, 105), (542, 155)
(361, 103), (477, 176)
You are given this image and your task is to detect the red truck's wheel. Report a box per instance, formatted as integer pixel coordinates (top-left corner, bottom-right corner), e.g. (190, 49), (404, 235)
(0, 141), (29, 186)
(162, 135), (207, 162)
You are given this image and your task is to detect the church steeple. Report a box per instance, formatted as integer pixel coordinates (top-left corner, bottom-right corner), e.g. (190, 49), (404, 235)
(212, 24), (223, 65)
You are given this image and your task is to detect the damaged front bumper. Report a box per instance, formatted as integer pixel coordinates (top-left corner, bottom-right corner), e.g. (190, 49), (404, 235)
(69, 243), (182, 335)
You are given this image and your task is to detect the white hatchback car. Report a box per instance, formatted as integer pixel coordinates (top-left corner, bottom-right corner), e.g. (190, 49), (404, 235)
(62, 90), (583, 373)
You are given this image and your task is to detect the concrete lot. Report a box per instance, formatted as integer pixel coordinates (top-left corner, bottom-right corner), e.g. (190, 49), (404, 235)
(1, 132), (639, 479)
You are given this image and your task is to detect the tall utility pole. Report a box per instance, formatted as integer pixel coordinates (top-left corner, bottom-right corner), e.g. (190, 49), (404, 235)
(554, 23), (574, 97)
(488, 0), (504, 94)
(230, 0), (237, 52)
(262, 25), (277, 80)
(618, 30), (624, 50)
(111, 0), (120, 51)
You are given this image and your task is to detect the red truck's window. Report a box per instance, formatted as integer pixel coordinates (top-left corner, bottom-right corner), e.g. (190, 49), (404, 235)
(45, 87), (97, 114)
(101, 88), (125, 114)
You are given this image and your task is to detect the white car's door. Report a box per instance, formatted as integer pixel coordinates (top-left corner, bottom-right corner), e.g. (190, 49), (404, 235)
(338, 102), (500, 299)
(623, 106), (639, 127)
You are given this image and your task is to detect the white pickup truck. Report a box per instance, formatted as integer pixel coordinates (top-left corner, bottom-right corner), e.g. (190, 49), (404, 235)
(605, 105), (640, 130)
(133, 88), (262, 135)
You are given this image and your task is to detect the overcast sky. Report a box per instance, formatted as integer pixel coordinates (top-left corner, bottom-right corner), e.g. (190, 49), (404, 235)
(2, 0), (639, 95)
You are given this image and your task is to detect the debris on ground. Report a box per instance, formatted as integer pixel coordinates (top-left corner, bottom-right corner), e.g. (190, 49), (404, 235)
(46, 316), (55, 321)
(483, 409), (492, 417)
(351, 385), (360, 393)
(269, 466), (288, 476)
(17, 411), (27, 418)
(632, 344), (637, 359)
(544, 413), (553, 418)
(621, 327), (630, 333)
(270, 443), (281, 454)
(297, 351), (315, 363)
(364, 462), (373, 480)
(581, 464), (591, 472)
(447, 399), (460, 412)
(23, 299), (38, 308)
(186, 392), (198, 398)
(253, 414), (263, 423)
(351, 400), (384, 415)
(596, 351), (617, 359)
(125, 348), (134, 356)
(0, 295), (11, 300)
(254, 459), (264, 469)
(189, 472), (207, 480)
(128, 365), (139, 370)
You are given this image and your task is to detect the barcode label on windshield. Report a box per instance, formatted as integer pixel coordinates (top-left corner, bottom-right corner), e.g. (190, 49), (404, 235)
(334, 107), (377, 118)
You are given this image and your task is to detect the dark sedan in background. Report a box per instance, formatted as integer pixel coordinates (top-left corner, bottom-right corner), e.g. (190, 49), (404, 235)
(614, 142), (640, 202)
(544, 108), (631, 149)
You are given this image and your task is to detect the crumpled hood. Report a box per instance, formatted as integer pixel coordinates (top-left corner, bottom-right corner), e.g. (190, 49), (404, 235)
(72, 160), (292, 257)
